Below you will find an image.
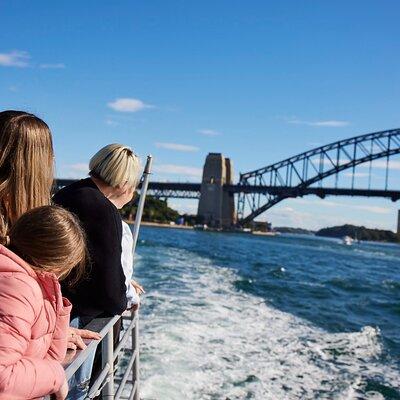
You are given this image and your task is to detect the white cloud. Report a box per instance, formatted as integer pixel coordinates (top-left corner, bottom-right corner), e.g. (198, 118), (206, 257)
(308, 142), (323, 147)
(155, 142), (199, 152)
(0, 51), (66, 69)
(364, 160), (400, 170)
(105, 119), (119, 126)
(312, 158), (349, 167)
(355, 205), (392, 214)
(108, 98), (153, 113)
(311, 120), (349, 127)
(198, 129), (222, 136)
(0, 50), (30, 67)
(153, 164), (202, 178)
(168, 200), (198, 215)
(294, 198), (391, 214)
(39, 63), (65, 69)
(288, 119), (349, 127)
(265, 208), (314, 228)
(265, 199), (395, 230)
(279, 206), (295, 212)
(343, 172), (371, 178)
(312, 158), (400, 171)
(59, 163), (89, 179)
(68, 163), (89, 172)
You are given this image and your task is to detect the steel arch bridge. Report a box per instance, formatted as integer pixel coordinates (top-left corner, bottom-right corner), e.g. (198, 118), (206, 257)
(237, 128), (400, 225)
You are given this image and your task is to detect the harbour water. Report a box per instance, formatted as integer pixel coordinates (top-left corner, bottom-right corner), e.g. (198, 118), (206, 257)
(133, 227), (400, 400)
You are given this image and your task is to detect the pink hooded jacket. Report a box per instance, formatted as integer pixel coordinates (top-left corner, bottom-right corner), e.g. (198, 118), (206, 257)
(0, 245), (71, 400)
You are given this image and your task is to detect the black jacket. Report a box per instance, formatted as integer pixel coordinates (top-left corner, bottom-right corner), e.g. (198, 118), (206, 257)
(53, 178), (127, 320)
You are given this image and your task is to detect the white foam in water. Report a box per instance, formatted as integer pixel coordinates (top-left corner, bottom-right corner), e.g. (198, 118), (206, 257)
(137, 247), (399, 400)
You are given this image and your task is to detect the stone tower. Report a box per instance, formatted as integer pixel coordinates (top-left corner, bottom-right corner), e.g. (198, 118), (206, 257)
(222, 157), (236, 227)
(197, 153), (236, 228)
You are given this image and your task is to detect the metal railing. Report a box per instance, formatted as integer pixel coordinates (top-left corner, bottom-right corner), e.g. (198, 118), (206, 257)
(59, 310), (140, 399)
(49, 156), (151, 400)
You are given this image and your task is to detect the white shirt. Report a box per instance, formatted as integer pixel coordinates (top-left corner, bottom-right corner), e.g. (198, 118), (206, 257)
(121, 221), (140, 307)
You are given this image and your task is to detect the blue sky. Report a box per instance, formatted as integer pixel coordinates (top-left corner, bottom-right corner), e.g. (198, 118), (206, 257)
(1, 1), (399, 230)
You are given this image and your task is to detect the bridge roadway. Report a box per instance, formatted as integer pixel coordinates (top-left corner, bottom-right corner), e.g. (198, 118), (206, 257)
(55, 180), (400, 201)
(147, 182), (400, 201)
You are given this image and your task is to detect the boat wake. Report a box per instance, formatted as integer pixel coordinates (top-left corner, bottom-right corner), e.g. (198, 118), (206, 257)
(136, 246), (399, 400)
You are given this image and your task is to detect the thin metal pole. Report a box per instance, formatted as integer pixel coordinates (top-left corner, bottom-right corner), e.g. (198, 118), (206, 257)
(130, 155), (152, 400)
(132, 155), (153, 254)
(102, 327), (114, 399)
(133, 310), (140, 400)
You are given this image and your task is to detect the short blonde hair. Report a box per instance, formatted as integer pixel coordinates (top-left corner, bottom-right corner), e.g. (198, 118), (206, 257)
(89, 144), (141, 188)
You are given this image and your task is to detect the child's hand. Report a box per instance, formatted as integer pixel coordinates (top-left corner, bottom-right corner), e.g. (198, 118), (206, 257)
(131, 280), (145, 295)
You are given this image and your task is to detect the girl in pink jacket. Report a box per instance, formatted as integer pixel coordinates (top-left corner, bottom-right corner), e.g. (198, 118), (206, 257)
(0, 205), (87, 400)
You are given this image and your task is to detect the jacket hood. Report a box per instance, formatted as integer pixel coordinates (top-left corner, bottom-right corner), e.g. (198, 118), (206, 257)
(0, 244), (38, 277)
(0, 245), (68, 313)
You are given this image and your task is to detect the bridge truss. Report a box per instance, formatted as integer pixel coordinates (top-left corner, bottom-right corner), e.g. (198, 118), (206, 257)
(237, 128), (400, 224)
(146, 182), (200, 199)
(54, 129), (400, 226)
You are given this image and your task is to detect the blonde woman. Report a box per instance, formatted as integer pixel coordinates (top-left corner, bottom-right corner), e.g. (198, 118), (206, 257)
(0, 205), (87, 400)
(0, 110), (99, 352)
(53, 143), (142, 399)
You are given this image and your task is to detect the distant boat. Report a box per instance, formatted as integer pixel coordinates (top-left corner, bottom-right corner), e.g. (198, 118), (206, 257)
(194, 224), (208, 231)
(342, 235), (354, 246)
(252, 230), (278, 237)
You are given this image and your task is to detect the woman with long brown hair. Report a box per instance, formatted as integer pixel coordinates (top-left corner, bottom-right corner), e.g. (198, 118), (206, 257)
(0, 110), (54, 240)
(0, 110), (100, 349)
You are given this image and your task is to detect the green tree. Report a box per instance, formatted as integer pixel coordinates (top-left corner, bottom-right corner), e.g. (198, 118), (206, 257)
(121, 196), (180, 223)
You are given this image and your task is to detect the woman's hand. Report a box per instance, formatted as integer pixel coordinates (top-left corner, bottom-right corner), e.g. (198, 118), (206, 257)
(128, 303), (140, 312)
(54, 377), (68, 400)
(127, 280), (145, 312)
(131, 280), (145, 295)
(67, 327), (101, 350)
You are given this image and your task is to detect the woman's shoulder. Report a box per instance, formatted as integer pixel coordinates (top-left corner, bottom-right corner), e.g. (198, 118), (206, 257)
(54, 179), (118, 215)
(54, 178), (104, 203)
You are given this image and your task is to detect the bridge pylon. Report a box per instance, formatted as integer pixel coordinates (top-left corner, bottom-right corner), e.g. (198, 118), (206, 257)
(197, 153), (236, 228)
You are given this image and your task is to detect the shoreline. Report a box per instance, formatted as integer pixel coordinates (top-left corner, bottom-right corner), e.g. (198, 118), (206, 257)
(125, 220), (399, 243)
(125, 220), (279, 236)
(125, 220), (194, 230)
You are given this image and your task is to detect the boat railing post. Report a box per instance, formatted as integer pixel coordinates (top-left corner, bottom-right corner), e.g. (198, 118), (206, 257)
(102, 325), (114, 399)
(133, 310), (140, 400)
(128, 156), (151, 400)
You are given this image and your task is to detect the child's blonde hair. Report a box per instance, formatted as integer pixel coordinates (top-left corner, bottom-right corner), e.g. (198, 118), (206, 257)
(89, 144), (141, 189)
(9, 205), (87, 285)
